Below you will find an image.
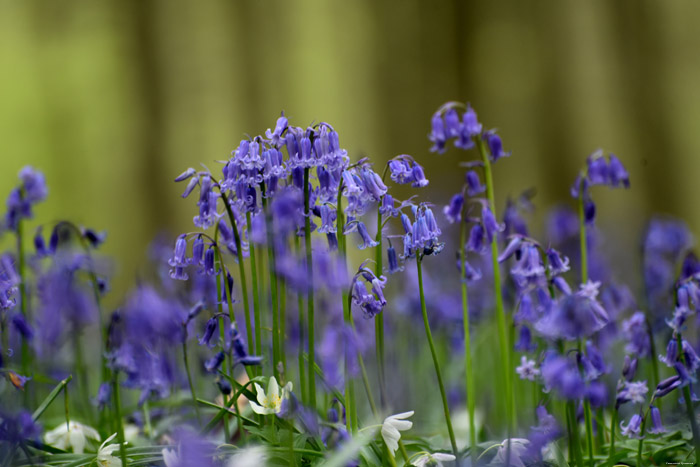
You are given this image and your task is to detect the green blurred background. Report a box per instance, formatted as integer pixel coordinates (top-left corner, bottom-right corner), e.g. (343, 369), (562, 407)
(2, 0), (700, 302)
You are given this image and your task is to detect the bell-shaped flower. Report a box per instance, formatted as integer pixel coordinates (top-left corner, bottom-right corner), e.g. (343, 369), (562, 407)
(381, 411), (414, 455)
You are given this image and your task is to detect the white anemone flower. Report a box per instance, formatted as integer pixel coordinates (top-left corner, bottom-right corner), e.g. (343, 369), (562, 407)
(44, 420), (100, 454)
(381, 411), (414, 455)
(249, 376), (292, 415)
(414, 452), (456, 466)
(226, 446), (268, 466)
(95, 433), (122, 467)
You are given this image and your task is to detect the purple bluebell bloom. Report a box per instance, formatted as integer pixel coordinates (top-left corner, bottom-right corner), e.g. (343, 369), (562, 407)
(0, 410), (42, 443)
(622, 312), (650, 357)
(386, 245), (403, 274)
(456, 105), (482, 149)
(352, 263), (387, 319)
(484, 130), (510, 162)
(541, 353), (585, 400)
(546, 248), (570, 275)
(648, 406), (665, 434)
(526, 406), (561, 459)
(620, 414), (642, 439)
(466, 224), (486, 253)
(355, 221), (378, 250)
(443, 194), (464, 224)
(586, 381), (608, 408)
(175, 167), (196, 182)
(205, 351), (225, 373)
(4, 166), (48, 230)
(608, 154), (630, 188)
(198, 317), (218, 348)
(96, 382), (112, 410)
(465, 170), (486, 197)
(535, 281), (609, 341)
(515, 325), (537, 352)
(622, 355), (638, 381)
(482, 206), (504, 243)
(655, 375), (682, 398)
(265, 113), (288, 148)
(429, 112), (447, 154)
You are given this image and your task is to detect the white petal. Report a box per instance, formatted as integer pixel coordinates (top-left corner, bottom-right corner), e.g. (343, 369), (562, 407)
(432, 453), (456, 461)
(381, 424), (401, 454)
(249, 401), (274, 415)
(69, 428), (86, 454)
(254, 383), (266, 404)
(267, 377), (279, 398)
(389, 419), (413, 431)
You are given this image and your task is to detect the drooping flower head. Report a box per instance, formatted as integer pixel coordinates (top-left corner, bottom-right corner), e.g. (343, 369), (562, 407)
(4, 166), (48, 231)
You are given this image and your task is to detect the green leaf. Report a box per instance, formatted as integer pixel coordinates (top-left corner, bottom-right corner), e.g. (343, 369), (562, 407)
(32, 375), (72, 422)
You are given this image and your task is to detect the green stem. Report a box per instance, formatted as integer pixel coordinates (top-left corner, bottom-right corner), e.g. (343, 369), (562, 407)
(261, 192), (281, 381)
(215, 269), (231, 441)
(303, 168), (316, 408)
(112, 372), (128, 467)
(460, 213), (477, 463)
(294, 236), (307, 404)
(567, 400), (583, 467)
(280, 278), (287, 376)
(338, 190), (358, 434)
(416, 256), (458, 458)
(73, 328), (93, 424)
(374, 202), (386, 409)
(476, 137), (514, 432)
(608, 408), (617, 461)
(246, 211), (262, 378)
(16, 219), (31, 389)
(182, 339), (202, 426)
(220, 193), (254, 357)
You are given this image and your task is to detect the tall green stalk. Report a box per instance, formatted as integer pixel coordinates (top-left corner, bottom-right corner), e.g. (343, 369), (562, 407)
(476, 137), (515, 432)
(182, 338), (202, 426)
(294, 236), (307, 404)
(577, 186), (596, 465)
(261, 190), (281, 381)
(459, 210), (477, 463)
(246, 211), (262, 377)
(416, 255), (458, 458)
(112, 372), (128, 467)
(375, 197), (386, 408)
(303, 168), (316, 408)
(220, 193), (254, 357)
(338, 193), (358, 433)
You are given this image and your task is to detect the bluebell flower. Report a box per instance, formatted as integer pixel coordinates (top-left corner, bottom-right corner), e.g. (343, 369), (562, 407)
(317, 205), (337, 234)
(191, 235), (204, 266)
(466, 224), (486, 253)
(388, 156), (428, 188)
(526, 406), (561, 459)
(11, 313), (33, 340)
(456, 255), (482, 282)
(455, 105), (482, 150)
(4, 166), (48, 231)
(483, 130), (510, 162)
(515, 325), (537, 352)
(465, 170), (486, 197)
(352, 263), (387, 319)
(681, 339), (700, 372)
(0, 410), (42, 443)
(193, 175), (221, 229)
(622, 312), (650, 356)
(265, 113), (288, 148)
(386, 245), (403, 274)
(622, 355), (638, 381)
(404, 205), (443, 257)
(586, 381), (608, 408)
(659, 338), (679, 368)
(175, 167), (196, 182)
(620, 414), (642, 439)
(482, 206), (504, 243)
(580, 340), (608, 381)
(643, 217), (693, 261)
(198, 317), (218, 348)
(608, 154), (630, 188)
(95, 382), (112, 410)
(429, 111), (447, 154)
(355, 221), (378, 250)
(546, 248), (570, 275)
(535, 281), (609, 341)
(655, 375), (682, 398)
(205, 351), (225, 373)
(230, 324), (263, 366)
(616, 380), (648, 406)
(648, 406), (666, 434)
(379, 194), (399, 218)
(541, 353), (585, 400)
(443, 194), (463, 224)
(511, 244), (545, 287)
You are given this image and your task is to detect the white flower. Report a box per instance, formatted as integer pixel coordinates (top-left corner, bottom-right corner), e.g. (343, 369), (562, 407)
(226, 446), (268, 467)
(162, 448), (179, 467)
(515, 356), (540, 381)
(414, 452), (456, 466)
(95, 433), (122, 467)
(381, 411), (414, 455)
(249, 376), (292, 415)
(44, 420), (100, 454)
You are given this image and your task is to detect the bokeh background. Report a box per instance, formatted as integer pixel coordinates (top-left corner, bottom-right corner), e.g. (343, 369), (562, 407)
(2, 0), (700, 303)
